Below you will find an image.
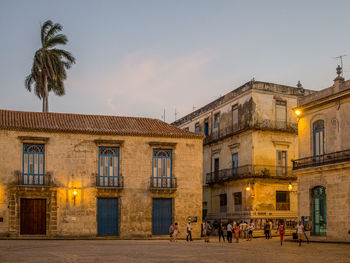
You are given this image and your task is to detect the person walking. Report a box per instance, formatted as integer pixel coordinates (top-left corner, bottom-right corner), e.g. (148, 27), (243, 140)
(269, 220), (273, 239)
(186, 220), (193, 242)
(296, 220), (304, 246)
(234, 224), (240, 243)
(173, 222), (179, 242)
(204, 221), (212, 243)
(277, 220), (285, 246)
(264, 220), (270, 240)
(218, 223), (225, 242)
(243, 221), (248, 239)
(226, 221), (233, 243)
(248, 221), (254, 241)
(169, 223), (174, 242)
(239, 221), (243, 239)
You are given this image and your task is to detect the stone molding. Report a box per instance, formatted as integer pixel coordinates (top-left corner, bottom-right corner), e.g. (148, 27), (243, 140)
(93, 139), (124, 146)
(17, 136), (50, 143)
(147, 141), (177, 148)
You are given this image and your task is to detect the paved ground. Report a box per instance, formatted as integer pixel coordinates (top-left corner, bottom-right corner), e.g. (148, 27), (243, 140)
(0, 238), (349, 263)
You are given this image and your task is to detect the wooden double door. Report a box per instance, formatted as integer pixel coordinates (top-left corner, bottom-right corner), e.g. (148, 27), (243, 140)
(20, 199), (46, 235)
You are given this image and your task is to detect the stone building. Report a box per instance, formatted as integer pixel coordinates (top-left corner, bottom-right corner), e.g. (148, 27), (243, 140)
(0, 109), (203, 238)
(173, 80), (314, 233)
(293, 67), (350, 241)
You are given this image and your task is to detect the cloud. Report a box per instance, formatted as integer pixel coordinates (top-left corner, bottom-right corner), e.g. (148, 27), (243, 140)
(89, 50), (217, 120)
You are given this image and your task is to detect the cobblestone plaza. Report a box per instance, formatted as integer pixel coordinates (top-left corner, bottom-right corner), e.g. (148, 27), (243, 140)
(0, 238), (349, 263)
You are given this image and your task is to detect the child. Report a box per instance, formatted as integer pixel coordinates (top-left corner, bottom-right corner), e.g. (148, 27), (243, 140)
(234, 224), (240, 243)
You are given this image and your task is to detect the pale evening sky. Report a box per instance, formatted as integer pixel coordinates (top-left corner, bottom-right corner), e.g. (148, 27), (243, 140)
(1, 0), (349, 122)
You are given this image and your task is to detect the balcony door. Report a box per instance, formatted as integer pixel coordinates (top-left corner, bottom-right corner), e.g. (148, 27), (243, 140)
(311, 186), (327, 236)
(313, 120), (325, 156)
(232, 153), (238, 176)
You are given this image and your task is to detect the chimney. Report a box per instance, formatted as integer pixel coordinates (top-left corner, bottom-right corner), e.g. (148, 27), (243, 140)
(334, 65), (345, 92)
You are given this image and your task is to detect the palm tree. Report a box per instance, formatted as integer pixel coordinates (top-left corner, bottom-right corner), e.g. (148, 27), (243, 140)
(25, 20), (75, 112)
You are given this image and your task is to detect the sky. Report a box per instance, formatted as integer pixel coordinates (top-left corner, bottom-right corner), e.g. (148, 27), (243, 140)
(1, 0), (350, 123)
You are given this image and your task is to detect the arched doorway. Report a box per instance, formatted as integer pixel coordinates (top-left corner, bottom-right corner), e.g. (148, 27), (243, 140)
(311, 186), (327, 236)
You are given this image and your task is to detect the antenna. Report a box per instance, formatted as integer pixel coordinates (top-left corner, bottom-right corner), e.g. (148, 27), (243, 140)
(174, 108), (178, 121)
(333, 55), (348, 76)
(192, 105), (196, 111)
(161, 109), (166, 122)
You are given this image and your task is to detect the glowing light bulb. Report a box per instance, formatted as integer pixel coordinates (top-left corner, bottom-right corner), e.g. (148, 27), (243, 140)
(73, 189), (78, 196)
(295, 109), (301, 116)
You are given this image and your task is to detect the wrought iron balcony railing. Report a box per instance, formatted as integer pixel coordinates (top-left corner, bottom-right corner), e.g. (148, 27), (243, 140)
(293, 149), (350, 170)
(15, 171), (52, 186)
(206, 165), (295, 184)
(203, 120), (298, 144)
(150, 176), (177, 189)
(96, 174), (124, 188)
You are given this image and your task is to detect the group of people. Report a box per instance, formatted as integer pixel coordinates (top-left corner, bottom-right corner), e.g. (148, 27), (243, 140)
(207, 220), (255, 243)
(169, 221), (193, 242)
(169, 219), (307, 247)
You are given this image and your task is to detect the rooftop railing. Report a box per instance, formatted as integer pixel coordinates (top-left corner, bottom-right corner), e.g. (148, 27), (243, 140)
(203, 120), (297, 144)
(206, 165), (295, 185)
(293, 149), (350, 170)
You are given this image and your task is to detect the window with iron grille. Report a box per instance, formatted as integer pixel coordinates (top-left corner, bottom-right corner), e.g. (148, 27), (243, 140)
(98, 146), (120, 187)
(195, 122), (200, 134)
(233, 192), (242, 211)
(23, 144), (45, 185)
(152, 149), (172, 188)
(220, 194), (227, 213)
(276, 191), (290, 211)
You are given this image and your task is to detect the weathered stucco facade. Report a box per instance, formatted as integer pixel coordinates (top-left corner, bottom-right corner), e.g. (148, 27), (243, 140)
(0, 110), (203, 239)
(173, 80), (314, 233)
(293, 68), (350, 241)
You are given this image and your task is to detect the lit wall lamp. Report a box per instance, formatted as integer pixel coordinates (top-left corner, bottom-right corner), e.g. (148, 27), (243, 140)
(245, 182), (254, 192)
(294, 108), (302, 121)
(73, 189), (78, 206)
(288, 182), (297, 193)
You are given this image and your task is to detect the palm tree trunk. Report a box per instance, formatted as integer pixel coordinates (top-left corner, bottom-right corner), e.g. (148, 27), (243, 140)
(43, 75), (49, 112)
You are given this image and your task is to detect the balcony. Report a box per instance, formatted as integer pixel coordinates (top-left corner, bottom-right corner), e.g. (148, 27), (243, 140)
(150, 176), (177, 192)
(293, 149), (350, 170)
(96, 174), (124, 188)
(203, 120), (298, 145)
(14, 171), (52, 186)
(206, 165), (295, 185)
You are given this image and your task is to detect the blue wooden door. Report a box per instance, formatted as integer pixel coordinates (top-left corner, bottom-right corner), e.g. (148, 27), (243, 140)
(98, 198), (118, 236)
(152, 198), (172, 235)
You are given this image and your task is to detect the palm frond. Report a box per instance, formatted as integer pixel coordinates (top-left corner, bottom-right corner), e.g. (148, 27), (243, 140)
(40, 20), (53, 47)
(44, 23), (63, 45)
(46, 34), (67, 48)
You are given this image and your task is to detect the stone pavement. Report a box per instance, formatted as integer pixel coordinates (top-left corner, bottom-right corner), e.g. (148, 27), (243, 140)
(0, 237), (349, 263)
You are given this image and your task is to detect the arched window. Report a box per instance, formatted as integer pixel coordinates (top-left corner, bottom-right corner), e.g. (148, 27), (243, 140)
(311, 186), (327, 236)
(313, 120), (325, 156)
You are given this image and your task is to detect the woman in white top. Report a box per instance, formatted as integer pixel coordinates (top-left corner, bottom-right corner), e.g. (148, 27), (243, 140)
(296, 221), (304, 246)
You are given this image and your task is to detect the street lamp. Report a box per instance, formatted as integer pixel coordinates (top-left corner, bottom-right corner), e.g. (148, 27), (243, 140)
(73, 189), (78, 206)
(295, 109), (302, 117)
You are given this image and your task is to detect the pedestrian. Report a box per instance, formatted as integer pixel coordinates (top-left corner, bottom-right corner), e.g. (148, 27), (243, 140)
(186, 220), (193, 242)
(218, 223), (225, 242)
(169, 223), (174, 242)
(248, 220), (254, 241)
(227, 221), (233, 243)
(239, 221), (243, 239)
(204, 221), (212, 242)
(277, 220), (285, 246)
(296, 220), (304, 246)
(269, 220), (273, 239)
(234, 224), (240, 243)
(173, 222), (179, 242)
(264, 220), (270, 240)
(243, 221), (248, 239)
